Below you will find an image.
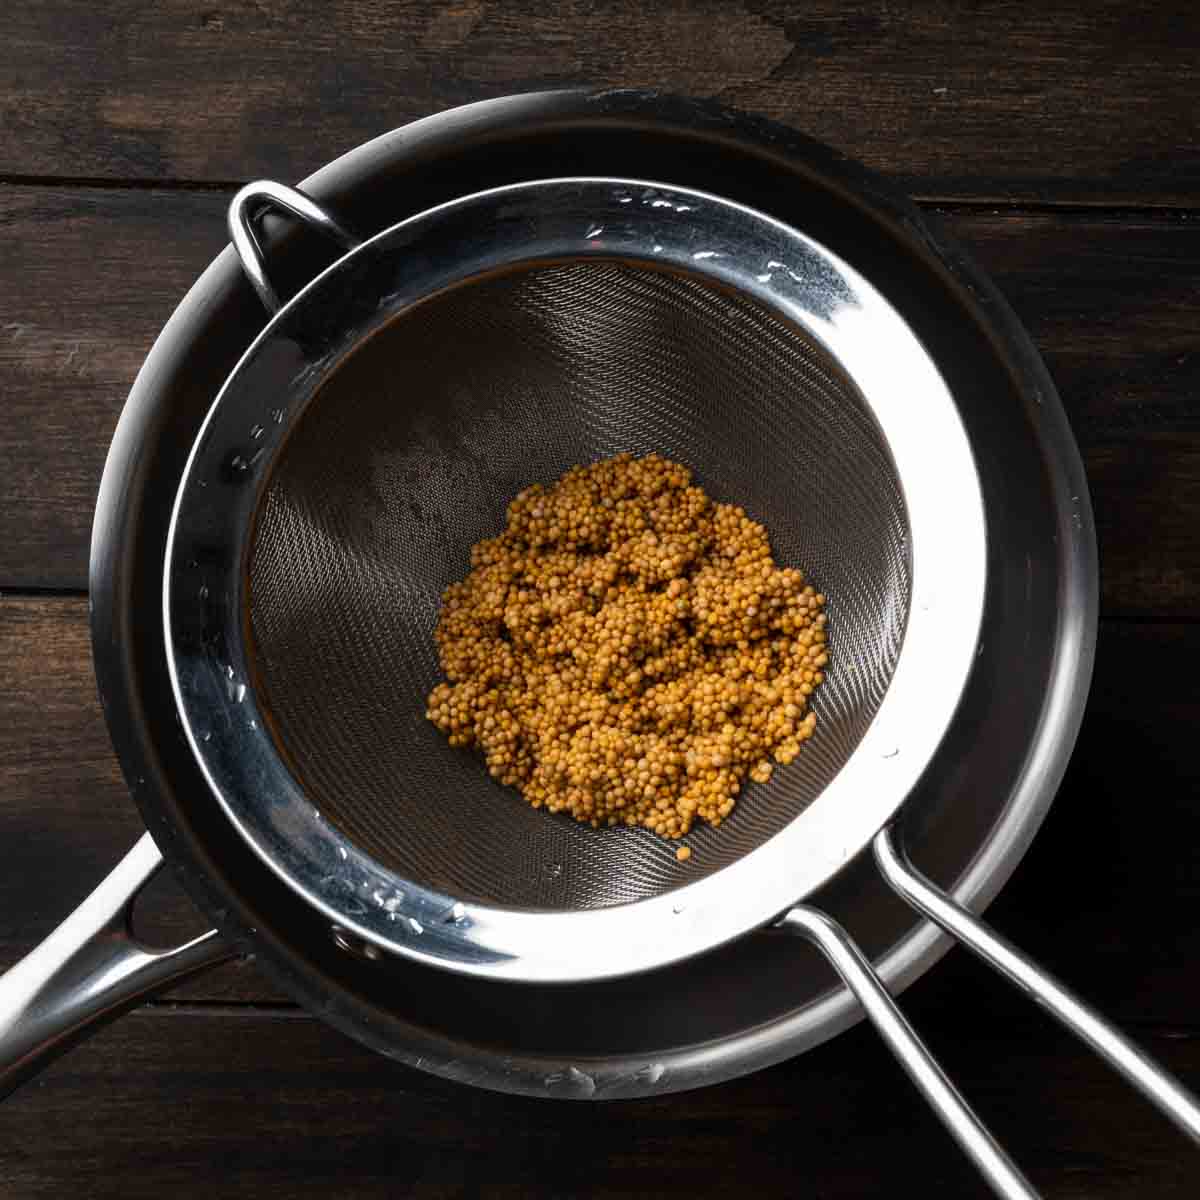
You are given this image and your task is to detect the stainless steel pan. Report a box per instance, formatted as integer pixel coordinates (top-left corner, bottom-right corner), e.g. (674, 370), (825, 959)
(3, 91), (1187, 1199)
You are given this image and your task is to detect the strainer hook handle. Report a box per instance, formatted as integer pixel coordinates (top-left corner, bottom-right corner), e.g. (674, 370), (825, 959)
(781, 906), (1038, 1199)
(0, 833), (234, 1100)
(229, 180), (361, 314)
(787, 828), (1200, 1195)
(874, 824), (1200, 1145)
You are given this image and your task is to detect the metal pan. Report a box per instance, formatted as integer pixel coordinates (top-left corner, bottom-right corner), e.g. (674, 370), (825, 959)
(6, 91), (1182, 1194)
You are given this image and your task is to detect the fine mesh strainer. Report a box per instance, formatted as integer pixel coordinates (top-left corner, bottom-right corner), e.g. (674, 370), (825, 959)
(3, 170), (1194, 1199)
(167, 178), (986, 985)
(247, 258), (909, 912)
(156, 177), (1200, 1196)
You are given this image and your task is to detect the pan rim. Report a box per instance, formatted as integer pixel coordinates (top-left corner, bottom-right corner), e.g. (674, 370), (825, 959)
(90, 89), (1096, 1097)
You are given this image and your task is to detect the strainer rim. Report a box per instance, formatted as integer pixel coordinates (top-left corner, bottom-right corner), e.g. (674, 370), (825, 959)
(163, 175), (987, 982)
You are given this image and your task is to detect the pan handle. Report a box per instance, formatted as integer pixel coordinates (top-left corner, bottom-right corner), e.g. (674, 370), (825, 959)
(781, 906), (1038, 1200)
(873, 824), (1200, 1144)
(228, 180), (361, 314)
(0, 833), (234, 1100)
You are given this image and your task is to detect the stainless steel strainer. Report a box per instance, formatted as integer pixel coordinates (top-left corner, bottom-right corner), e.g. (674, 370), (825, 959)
(168, 177), (984, 983)
(158, 177), (1200, 1198)
(4, 167), (1197, 1200)
(248, 258), (910, 912)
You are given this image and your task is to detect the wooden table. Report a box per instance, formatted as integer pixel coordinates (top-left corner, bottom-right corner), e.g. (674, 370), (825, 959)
(2, 4), (1198, 1196)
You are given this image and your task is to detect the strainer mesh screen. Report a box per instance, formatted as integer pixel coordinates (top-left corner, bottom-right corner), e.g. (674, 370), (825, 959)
(247, 260), (909, 910)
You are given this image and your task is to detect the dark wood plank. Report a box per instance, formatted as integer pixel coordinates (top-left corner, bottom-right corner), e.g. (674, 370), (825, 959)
(0, 187), (229, 590)
(2, 188), (1199, 613)
(3, 597), (1200, 1028)
(3, 2), (1199, 204)
(3, 1007), (1198, 1198)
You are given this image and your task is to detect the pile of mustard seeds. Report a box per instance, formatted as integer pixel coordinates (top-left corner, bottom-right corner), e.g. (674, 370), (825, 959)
(426, 454), (827, 844)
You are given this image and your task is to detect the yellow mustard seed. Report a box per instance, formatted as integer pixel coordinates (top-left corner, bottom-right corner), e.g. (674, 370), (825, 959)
(425, 454), (828, 841)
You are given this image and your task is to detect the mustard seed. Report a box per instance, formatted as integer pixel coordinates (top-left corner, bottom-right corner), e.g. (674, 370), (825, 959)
(426, 454), (828, 841)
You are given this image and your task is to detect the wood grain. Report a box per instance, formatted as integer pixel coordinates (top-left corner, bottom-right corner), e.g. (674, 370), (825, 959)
(3, 5), (1198, 1193)
(3, 596), (1199, 1029)
(0, 187), (227, 590)
(3, 189), (1199, 614)
(2, 1007), (1197, 1198)
(3, 2), (1199, 204)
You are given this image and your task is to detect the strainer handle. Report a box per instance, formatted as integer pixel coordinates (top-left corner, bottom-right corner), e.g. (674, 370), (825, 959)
(228, 180), (361, 314)
(781, 906), (1038, 1200)
(873, 824), (1200, 1145)
(0, 834), (233, 1100)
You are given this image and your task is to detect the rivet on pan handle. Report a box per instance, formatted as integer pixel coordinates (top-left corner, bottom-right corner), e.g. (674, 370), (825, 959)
(228, 180), (361, 314)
